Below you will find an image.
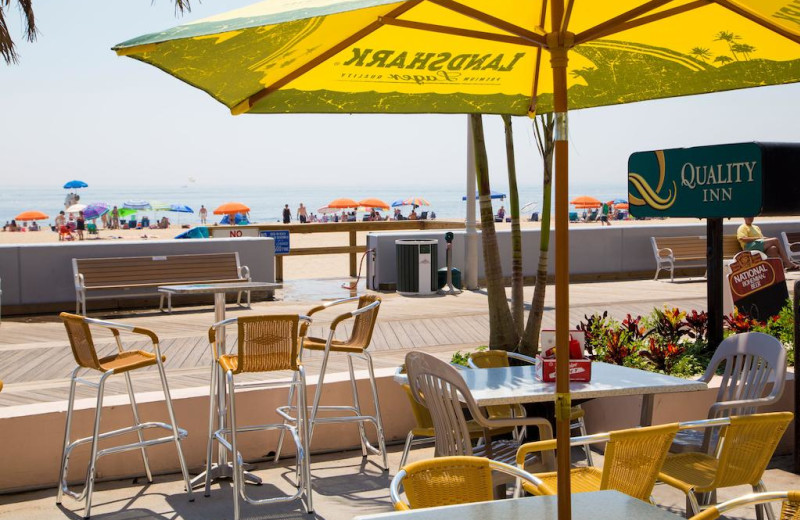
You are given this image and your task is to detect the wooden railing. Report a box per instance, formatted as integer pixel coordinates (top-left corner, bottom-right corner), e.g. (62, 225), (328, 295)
(210, 220), (465, 281)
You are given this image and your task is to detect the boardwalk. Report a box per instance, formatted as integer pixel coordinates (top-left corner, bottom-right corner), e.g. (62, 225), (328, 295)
(0, 277), (719, 408)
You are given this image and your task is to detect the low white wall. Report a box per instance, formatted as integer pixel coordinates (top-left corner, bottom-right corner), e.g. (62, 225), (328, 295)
(367, 220), (800, 289)
(0, 238), (275, 312)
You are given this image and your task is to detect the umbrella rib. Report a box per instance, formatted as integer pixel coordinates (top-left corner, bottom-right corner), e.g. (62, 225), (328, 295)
(380, 17), (538, 46)
(575, 1), (711, 45)
(561, 0), (575, 33)
(528, 2), (549, 115)
(713, 0), (800, 45)
(574, 0), (678, 44)
(427, 0), (546, 45)
(231, 0), (424, 115)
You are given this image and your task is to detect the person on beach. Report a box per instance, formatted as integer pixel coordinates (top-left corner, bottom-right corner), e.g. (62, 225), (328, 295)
(55, 211), (66, 240)
(297, 203), (308, 224)
(76, 211), (85, 241)
(282, 204), (291, 224)
(497, 205), (506, 221)
(111, 206), (119, 229)
(199, 205), (207, 225)
(600, 202), (611, 226)
(737, 217), (799, 271)
(408, 208), (418, 220)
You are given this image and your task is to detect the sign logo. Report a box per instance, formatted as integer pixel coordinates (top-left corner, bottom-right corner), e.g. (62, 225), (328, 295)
(628, 143), (762, 218)
(628, 150), (677, 211)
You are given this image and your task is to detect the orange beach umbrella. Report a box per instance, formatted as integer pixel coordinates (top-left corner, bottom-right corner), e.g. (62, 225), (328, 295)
(357, 198), (390, 210)
(327, 198), (360, 209)
(213, 202), (250, 215)
(15, 210), (49, 221)
(570, 196), (602, 208)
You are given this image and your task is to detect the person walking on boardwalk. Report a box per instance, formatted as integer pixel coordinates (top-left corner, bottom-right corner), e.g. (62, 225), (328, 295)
(199, 205), (207, 225)
(297, 203), (308, 224)
(282, 204), (291, 224)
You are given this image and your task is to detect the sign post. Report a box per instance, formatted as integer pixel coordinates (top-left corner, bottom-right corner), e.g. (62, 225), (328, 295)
(707, 218), (724, 350)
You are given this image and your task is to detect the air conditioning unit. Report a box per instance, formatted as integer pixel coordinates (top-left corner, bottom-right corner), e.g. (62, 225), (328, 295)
(395, 239), (438, 296)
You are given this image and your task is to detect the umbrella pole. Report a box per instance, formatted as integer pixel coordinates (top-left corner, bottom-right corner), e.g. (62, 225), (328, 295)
(548, 5), (573, 518)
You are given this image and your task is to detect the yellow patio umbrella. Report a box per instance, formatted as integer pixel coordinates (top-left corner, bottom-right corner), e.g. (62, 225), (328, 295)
(114, 3), (800, 517)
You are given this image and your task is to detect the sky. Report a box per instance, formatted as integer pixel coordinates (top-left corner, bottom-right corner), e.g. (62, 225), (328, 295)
(1, 0), (799, 192)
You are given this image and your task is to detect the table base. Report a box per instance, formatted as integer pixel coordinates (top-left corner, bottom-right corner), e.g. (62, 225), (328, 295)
(191, 462), (262, 490)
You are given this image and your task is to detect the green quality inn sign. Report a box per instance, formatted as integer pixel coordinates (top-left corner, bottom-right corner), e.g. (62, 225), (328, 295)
(628, 143), (763, 218)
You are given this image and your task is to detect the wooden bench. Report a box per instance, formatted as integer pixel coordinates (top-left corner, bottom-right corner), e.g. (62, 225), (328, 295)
(651, 235), (741, 282)
(781, 231), (800, 264)
(73, 252), (254, 314)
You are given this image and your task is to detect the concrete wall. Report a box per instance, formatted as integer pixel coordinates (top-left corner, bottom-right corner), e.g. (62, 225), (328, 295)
(367, 220), (800, 289)
(0, 238), (275, 313)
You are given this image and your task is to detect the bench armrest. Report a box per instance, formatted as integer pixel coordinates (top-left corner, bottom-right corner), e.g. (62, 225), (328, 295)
(657, 247), (674, 258)
(74, 273), (85, 291)
(789, 241), (800, 252)
(239, 265), (251, 281)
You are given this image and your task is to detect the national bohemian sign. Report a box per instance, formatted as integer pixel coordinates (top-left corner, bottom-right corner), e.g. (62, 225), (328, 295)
(728, 251), (788, 320)
(628, 143), (762, 218)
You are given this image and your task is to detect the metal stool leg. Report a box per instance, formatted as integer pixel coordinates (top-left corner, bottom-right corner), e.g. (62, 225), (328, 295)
(85, 372), (111, 519)
(204, 361), (218, 497)
(298, 368), (313, 513)
(275, 370), (299, 463)
(399, 431), (416, 469)
(308, 338), (334, 441)
(577, 417), (593, 467)
(227, 370), (242, 520)
(155, 354), (194, 499)
(57, 367), (81, 505)
(364, 351), (388, 470)
(123, 372), (153, 483)
(347, 355), (369, 457)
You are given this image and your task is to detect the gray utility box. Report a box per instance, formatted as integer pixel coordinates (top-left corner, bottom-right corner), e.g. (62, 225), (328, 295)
(395, 239), (438, 296)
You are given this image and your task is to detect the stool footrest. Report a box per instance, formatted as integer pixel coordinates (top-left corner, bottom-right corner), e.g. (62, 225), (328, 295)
(63, 422), (186, 460)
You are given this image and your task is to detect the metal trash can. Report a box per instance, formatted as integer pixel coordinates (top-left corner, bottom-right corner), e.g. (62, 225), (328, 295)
(395, 239), (438, 295)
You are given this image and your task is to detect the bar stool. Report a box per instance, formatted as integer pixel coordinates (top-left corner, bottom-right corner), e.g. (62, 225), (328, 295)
(57, 313), (193, 519)
(276, 295), (387, 470)
(204, 314), (313, 519)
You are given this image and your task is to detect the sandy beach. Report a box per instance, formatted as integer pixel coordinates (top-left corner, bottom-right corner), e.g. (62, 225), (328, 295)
(3, 216), (798, 280)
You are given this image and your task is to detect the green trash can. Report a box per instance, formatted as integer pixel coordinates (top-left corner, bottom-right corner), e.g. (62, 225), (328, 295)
(437, 267), (461, 290)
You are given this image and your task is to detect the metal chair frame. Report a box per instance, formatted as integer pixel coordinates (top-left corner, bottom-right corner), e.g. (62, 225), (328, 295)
(56, 314), (193, 519)
(204, 315), (313, 519)
(690, 490), (800, 520)
(468, 351), (593, 466)
(276, 296), (388, 470)
(391, 457), (544, 510)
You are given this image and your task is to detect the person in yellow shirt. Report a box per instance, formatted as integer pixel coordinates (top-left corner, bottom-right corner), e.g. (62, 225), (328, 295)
(737, 217), (799, 270)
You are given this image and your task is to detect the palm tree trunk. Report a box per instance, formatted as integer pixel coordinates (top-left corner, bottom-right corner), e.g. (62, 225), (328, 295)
(502, 115), (524, 338)
(521, 114), (555, 356)
(470, 114), (519, 351)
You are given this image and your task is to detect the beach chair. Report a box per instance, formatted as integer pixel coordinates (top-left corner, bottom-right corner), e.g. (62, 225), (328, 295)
(420, 211), (428, 220)
(59, 226), (75, 241)
(86, 223), (98, 235)
(569, 212), (579, 222)
(585, 210), (598, 222)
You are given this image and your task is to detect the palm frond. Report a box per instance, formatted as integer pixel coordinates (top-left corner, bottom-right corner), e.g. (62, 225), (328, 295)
(1, 0), (37, 65)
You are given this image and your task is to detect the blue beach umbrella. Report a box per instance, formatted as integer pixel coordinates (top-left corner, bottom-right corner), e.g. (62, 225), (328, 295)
(462, 190), (506, 201)
(169, 204), (194, 213)
(63, 180), (88, 189)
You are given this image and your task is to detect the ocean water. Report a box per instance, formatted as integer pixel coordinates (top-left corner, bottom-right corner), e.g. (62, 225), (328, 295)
(0, 184), (625, 226)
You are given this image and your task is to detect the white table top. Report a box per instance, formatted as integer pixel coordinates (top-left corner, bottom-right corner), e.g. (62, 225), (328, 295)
(157, 281), (281, 294)
(395, 362), (706, 407)
(355, 490), (682, 519)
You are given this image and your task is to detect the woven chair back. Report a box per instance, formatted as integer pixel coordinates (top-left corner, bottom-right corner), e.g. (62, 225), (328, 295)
(406, 351), (476, 457)
(60, 312), (102, 370)
(706, 332), (787, 417)
(402, 384), (434, 430)
(713, 412), (793, 489)
(346, 295), (380, 349)
(601, 423), (679, 501)
(401, 456), (493, 509)
(781, 493), (800, 520)
(234, 315), (301, 373)
(469, 350), (509, 369)
(468, 350), (519, 421)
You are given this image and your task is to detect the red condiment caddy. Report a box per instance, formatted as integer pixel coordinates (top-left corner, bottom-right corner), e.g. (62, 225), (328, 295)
(536, 330), (592, 382)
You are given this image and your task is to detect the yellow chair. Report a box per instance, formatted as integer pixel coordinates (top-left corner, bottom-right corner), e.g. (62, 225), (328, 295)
(690, 491), (800, 520)
(390, 456), (543, 510)
(205, 314), (313, 519)
(658, 412), (793, 518)
(277, 295), (387, 469)
(469, 350), (593, 465)
(57, 313), (192, 519)
(517, 423), (679, 502)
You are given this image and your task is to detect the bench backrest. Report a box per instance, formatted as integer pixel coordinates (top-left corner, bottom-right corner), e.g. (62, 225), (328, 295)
(653, 235), (741, 259)
(784, 231), (800, 244)
(74, 252), (242, 288)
